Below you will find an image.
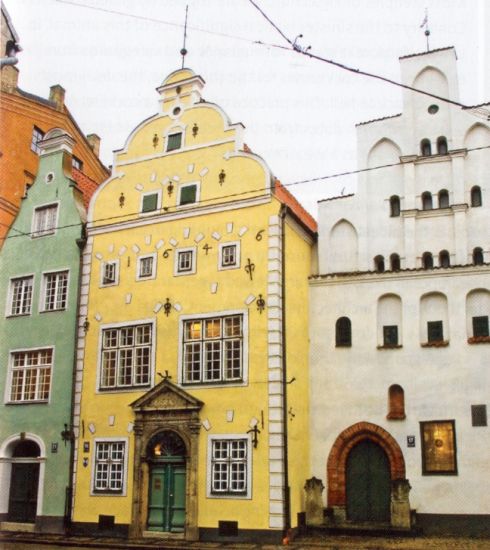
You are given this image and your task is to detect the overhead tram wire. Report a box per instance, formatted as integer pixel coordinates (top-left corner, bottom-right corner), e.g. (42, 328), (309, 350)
(3, 144), (489, 242)
(56, 0), (485, 115)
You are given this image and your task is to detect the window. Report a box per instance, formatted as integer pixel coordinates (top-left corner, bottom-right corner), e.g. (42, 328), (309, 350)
(178, 182), (199, 206)
(472, 316), (489, 338)
(439, 250), (450, 268)
(42, 270), (68, 311)
(166, 132), (182, 152)
(421, 192), (433, 210)
(422, 252), (433, 269)
(374, 255), (385, 273)
(420, 139), (432, 156)
(182, 314), (244, 385)
(8, 276), (34, 316)
(93, 440), (126, 494)
(141, 191), (160, 214)
(101, 260), (119, 287)
(137, 254), (156, 280)
(389, 195), (400, 217)
(473, 247), (484, 265)
(437, 136), (448, 155)
(219, 242), (240, 270)
(438, 189), (449, 208)
(427, 320), (444, 343)
(470, 186), (482, 207)
(335, 317), (351, 347)
(387, 384), (405, 420)
(72, 156), (83, 171)
(390, 253), (400, 271)
(9, 348), (52, 402)
(30, 126), (45, 154)
(32, 203), (58, 237)
(209, 437), (250, 497)
(174, 247), (196, 276)
(383, 325), (398, 346)
(471, 405), (487, 427)
(99, 323), (153, 390)
(420, 420), (457, 475)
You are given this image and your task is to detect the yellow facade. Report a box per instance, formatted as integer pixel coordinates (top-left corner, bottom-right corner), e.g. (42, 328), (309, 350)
(72, 68), (315, 543)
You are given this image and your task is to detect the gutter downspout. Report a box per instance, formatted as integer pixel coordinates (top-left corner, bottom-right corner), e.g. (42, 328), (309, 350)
(0, 43), (22, 68)
(279, 204), (291, 534)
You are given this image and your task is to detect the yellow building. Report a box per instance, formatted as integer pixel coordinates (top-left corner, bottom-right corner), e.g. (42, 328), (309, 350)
(71, 68), (316, 543)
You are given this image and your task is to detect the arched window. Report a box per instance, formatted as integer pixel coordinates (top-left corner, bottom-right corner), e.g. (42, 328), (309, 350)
(389, 195), (400, 217)
(422, 191), (433, 210)
(438, 189), (449, 208)
(387, 385), (405, 420)
(374, 255), (385, 273)
(390, 253), (401, 271)
(335, 317), (352, 347)
(471, 186), (482, 207)
(473, 247), (484, 265)
(437, 136), (448, 155)
(420, 139), (432, 156)
(422, 252), (433, 269)
(439, 250), (450, 268)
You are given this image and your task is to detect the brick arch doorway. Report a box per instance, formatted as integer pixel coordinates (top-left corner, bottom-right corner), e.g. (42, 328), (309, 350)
(326, 422), (411, 528)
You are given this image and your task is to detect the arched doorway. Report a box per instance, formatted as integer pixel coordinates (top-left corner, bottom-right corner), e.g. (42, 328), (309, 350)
(346, 439), (390, 522)
(147, 431), (186, 533)
(8, 440), (41, 523)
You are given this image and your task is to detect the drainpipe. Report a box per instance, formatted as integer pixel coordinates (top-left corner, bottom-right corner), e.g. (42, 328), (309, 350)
(279, 204), (291, 533)
(0, 41), (22, 68)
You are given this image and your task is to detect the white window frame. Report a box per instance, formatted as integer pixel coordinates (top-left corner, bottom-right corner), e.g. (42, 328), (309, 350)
(207, 434), (252, 499)
(178, 309), (248, 387)
(164, 124), (186, 153)
(96, 319), (156, 393)
(174, 246), (197, 276)
(100, 260), (120, 287)
(31, 201), (59, 238)
(139, 190), (162, 216)
(177, 181), (200, 208)
(90, 437), (129, 496)
(5, 346), (54, 404)
(137, 253), (157, 281)
(6, 274), (35, 317)
(218, 241), (241, 271)
(40, 269), (70, 312)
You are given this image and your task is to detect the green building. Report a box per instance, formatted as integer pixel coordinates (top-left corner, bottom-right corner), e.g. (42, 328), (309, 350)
(0, 128), (99, 532)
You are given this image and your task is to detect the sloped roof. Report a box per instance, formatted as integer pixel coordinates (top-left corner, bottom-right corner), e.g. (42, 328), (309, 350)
(72, 168), (100, 210)
(399, 46), (455, 60)
(273, 179), (317, 234)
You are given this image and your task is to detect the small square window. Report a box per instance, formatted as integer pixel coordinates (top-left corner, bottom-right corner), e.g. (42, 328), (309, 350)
(219, 242), (240, 270)
(167, 132), (182, 152)
(101, 261), (119, 287)
(472, 316), (489, 338)
(383, 325), (398, 346)
(137, 254), (156, 280)
(427, 321), (443, 343)
(175, 248), (196, 275)
(179, 183), (198, 206)
(471, 405), (487, 427)
(141, 192), (160, 214)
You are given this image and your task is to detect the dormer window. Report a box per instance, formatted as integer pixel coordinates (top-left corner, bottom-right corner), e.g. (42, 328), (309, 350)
(420, 139), (432, 156)
(437, 136), (448, 155)
(167, 132), (182, 152)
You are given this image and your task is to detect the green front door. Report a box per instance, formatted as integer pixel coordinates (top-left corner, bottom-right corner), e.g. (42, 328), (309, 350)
(147, 462), (186, 532)
(346, 439), (391, 522)
(8, 462), (39, 523)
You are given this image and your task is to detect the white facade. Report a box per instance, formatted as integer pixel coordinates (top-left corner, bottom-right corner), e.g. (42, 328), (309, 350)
(310, 47), (489, 533)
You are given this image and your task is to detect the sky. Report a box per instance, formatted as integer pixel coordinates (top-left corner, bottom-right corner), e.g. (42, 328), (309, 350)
(6, 0), (489, 218)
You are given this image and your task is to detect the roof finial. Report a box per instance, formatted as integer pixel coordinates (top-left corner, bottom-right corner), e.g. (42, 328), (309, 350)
(419, 8), (430, 51)
(180, 5), (189, 69)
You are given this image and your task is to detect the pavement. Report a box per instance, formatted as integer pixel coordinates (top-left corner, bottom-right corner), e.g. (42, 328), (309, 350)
(1, 530), (490, 550)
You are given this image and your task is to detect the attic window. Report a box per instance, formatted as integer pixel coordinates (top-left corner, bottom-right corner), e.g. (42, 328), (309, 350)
(167, 132), (182, 152)
(72, 156), (83, 171)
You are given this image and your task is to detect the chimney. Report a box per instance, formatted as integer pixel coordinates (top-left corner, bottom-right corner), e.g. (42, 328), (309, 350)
(1, 64), (19, 92)
(49, 84), (65, 111)
(86, 133), (101, 157)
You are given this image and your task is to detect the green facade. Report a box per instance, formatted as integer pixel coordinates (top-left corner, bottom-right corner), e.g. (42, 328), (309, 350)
(0, 131), (87, 531)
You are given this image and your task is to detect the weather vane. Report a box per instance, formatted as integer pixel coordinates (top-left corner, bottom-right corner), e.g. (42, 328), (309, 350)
(180, 5), (189, 69)
(420, 8), (430, 52)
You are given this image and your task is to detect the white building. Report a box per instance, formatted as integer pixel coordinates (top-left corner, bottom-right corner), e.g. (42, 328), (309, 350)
(309, 47), (489, 535)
